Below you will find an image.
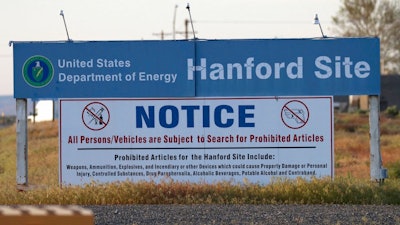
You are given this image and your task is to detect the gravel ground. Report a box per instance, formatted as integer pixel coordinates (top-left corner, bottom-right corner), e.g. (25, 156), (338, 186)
(87, 204), (400, 225)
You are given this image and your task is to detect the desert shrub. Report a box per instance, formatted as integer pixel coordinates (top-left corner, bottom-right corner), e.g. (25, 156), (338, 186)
(387, 162), (400, 179)
(385, 105), (399, 118)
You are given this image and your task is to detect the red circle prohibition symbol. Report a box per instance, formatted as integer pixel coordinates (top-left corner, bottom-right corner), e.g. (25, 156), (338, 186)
(281, 100), (309, 129)
(82, 102), (110, 131)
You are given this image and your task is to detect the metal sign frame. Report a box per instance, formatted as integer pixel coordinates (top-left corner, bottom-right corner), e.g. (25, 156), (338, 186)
(13, 38), (385, 188)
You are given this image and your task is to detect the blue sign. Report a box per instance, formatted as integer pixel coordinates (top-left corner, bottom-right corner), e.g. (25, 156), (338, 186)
(193, 38), (380, 96)
(14, 41), (195, 98)
(13, 38), (380, 98)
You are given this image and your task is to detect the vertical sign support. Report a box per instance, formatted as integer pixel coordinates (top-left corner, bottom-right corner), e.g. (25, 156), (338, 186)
(369, 95), (387, 184)
(16, 98), (28, 188)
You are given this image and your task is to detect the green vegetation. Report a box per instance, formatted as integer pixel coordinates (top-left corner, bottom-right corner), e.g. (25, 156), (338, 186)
(385, 105), (399, 118)
(0, 178), (400, 205)
(0, 113), (400, 205)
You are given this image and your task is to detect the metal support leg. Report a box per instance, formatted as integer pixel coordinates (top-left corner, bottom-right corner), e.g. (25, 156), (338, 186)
(369, 95), (387, 184)
(16, 98), (28, 188)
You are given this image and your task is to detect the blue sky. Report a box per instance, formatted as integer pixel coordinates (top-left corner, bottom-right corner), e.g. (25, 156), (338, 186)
(0, 0), (340, 96)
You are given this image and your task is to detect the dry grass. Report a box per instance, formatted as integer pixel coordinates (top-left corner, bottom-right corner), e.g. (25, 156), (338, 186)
(334, 113), (400, 179)
(0, 113), (400, 205)
(0, 177), (399, 205)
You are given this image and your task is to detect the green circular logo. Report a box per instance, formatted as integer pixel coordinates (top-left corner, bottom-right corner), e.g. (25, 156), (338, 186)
(22, 55), (54, 88)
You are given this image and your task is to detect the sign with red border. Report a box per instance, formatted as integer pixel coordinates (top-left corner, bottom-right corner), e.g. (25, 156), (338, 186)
(281, 100), (310, 129)
(82, 102), (110, 131)
(59, 96), (333, 185)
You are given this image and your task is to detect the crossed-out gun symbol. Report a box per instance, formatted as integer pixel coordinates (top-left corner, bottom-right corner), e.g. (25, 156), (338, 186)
(87, 107), (105, 125)
(284, 108), (305, 124)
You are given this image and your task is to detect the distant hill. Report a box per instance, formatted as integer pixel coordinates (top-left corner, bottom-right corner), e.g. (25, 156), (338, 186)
(0, 95), (15, 116)
(0, 95), (34, 116)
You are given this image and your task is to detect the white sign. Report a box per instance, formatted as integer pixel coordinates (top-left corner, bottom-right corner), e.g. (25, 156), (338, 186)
(59, 97), (333, 185)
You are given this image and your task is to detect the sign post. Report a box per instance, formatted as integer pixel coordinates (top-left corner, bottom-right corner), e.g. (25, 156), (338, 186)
(369, 95), (387, 183)
(16, 98), (28, 187)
